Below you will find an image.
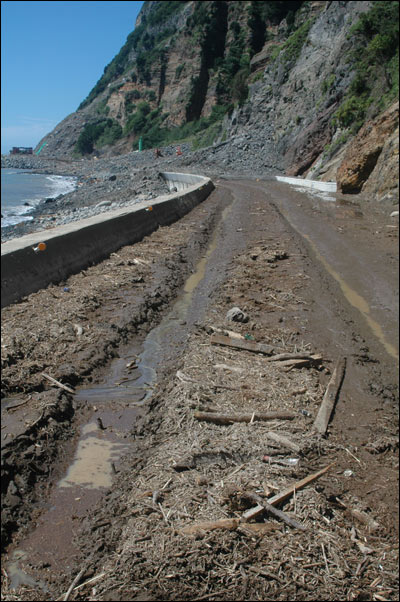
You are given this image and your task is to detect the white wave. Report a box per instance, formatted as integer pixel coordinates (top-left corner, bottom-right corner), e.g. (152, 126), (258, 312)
(1, 172), (77, 230)
(1, 205), (34, 227)
(46, 175), (77, 197)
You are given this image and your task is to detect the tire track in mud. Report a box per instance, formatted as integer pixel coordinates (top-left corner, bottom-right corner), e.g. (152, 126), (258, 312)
(1, 188), (229, 553)
(2, 185), (240, 591)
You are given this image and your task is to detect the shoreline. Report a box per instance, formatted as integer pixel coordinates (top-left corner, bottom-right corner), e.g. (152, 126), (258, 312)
(1, 148), (193, 243)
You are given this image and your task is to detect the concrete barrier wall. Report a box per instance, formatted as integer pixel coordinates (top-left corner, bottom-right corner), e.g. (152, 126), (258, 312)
(275, 175), (337, 193)
(1, 173), (214, 308)
(161, 172), (205, 192)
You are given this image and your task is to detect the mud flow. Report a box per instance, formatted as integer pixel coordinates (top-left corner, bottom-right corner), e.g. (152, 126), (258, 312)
(4, 196), (234, 591)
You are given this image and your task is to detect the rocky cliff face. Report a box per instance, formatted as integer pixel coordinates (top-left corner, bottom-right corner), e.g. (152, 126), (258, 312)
(35, 1), (398, 202)
(337, 101), (399, 199)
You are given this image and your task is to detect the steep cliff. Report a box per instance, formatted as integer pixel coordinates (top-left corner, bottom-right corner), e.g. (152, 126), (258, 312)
(36, 1), (398, 200)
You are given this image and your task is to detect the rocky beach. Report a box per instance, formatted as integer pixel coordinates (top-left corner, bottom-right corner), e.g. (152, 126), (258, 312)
(2, 134), (398, 247)
(1, 146), (194, 243)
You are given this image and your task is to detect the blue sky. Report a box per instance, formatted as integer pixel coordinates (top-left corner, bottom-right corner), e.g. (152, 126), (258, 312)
(1, 1), (144, 154)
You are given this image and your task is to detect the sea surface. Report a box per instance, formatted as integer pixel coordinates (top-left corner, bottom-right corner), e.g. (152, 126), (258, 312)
(1, 168), (76, 228)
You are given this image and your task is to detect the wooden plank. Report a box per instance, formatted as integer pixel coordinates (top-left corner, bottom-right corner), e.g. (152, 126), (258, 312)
(264, 353), (319, 362)
(313, 357), (346, 435)
(242, 463), (335, 521)
(194, 411), (296, 425)
(210, 333), (278, 356)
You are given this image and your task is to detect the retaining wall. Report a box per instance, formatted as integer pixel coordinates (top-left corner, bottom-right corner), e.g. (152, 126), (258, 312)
(1, 172), (214, 308)
(275, 175), (337, 193)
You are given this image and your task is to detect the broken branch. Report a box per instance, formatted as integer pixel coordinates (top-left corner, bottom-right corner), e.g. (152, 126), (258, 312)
(242, 463), (335, 521)
(208, 326), (245, 340)
(278, 354), (322, 368)
(41, 372), (75, 394)
(181, 518), (280, 537)
(264, 352), (319, 362)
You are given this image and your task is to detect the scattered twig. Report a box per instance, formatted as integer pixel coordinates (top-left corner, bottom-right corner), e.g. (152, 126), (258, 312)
(241, 491), (306, 530)
(5, 396), (31, 411)
(192, 588), (235, 601)
(63, 565), (87, 601)
(334, 498), (380, 531)
(214, 363), (244, 373)
(247, 566), (284, 583)
(70, 572), (106, 593)
(321, 542), (330, 574)
(242, 463), (335, 521)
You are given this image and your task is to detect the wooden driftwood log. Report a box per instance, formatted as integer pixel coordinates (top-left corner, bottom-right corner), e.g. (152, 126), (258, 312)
(210, 333), (278, 355)
(313, 358), (346, 435)
(265, 431), (301, 453)
(194, 411), (296, 425)
(181, 518), (280, 537)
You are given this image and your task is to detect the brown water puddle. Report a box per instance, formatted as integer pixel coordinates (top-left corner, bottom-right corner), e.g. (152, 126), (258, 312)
(5, 201), (232, 593)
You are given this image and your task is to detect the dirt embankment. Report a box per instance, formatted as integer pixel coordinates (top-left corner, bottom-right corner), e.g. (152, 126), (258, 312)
(1, 179), (399, 601)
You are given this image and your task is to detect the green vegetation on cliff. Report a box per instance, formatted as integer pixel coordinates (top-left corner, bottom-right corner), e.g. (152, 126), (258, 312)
(73, 0), (397, 157)
(247, 1), (303, 55)
(75, 119), (122, 154)
(78, 1), (182, 109)
(75, 0), (311, 155)
(332, 1), (398, 131)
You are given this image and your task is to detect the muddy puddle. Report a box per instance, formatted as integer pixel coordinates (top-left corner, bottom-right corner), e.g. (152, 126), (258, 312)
(5, 201), (232, 592)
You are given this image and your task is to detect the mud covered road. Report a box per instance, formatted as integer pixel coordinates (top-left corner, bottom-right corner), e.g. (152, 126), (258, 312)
(1, 178), (398, 601)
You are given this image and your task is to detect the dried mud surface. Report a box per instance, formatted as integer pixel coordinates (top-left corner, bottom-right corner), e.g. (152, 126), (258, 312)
(1, 179), (398, 601)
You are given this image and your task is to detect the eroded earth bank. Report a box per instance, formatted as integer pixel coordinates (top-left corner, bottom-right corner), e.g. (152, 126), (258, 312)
(1, 178), (399, 601)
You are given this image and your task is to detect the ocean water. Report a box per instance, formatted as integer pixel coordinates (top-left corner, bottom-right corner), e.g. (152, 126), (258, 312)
(1, 168), (77, 228)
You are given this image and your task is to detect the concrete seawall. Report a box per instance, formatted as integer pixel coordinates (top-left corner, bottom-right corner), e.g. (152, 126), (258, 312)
(1, 172), (214, 308)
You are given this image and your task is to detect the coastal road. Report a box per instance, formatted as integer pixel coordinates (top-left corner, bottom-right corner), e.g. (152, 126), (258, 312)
(254, 178), (399, 365)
